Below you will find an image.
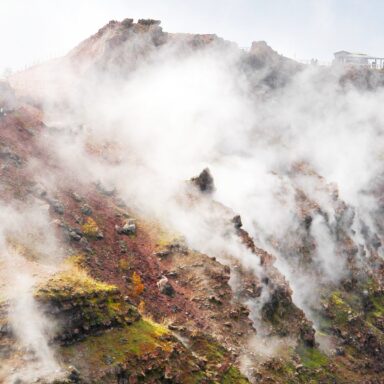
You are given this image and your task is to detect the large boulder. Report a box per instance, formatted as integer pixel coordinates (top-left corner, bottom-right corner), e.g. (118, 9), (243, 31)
(191, 168), (215, 193)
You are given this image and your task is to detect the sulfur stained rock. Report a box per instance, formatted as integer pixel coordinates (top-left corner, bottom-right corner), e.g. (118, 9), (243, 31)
(154, 250), (171, 259)
(82, 217), (103, 239)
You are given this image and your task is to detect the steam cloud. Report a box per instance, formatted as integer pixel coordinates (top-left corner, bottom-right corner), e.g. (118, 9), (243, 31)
(3, 21), (384, 373)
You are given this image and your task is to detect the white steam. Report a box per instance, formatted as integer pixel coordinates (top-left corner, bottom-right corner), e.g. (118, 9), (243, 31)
(0, 204), (61, 383)
(9, 24), (384, 345)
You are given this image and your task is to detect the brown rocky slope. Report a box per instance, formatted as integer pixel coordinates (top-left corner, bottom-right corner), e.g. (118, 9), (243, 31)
(0, 18), (383, 384)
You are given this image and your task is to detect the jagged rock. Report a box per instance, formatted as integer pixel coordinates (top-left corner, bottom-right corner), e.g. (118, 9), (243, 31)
(191, 168), (215, 193)
(300, 323), (316, 347)
(167, 324), (186, 332)
(161, 283), (175, 297)
(154, 250), (171, 259)
(262, 286), (316, 343)
(0, 145), (22, 167)
(80, 204), (92, 216)
(96, 182), (116, 196)
(71, 192), (82, 202)
(116, 219), (136, 235)
(67, 366), (81, 382)
(208, 295), (223, 305)
(115, 198), (127, 208)
(371, 233), (381, 249)
(232, 215), (243, 229)
(304, 215), (312, 229)
(74, 215), (82, 224)
(157, 276), (175, 297)
(246, 41), (302, 88)
(0, 80), (18, 111)
(0, 322), (11, 335)
(49, 199), (65, 214)
(31, 183), (47, 197)
(138, 19), (161, 26)
(69, 230), (81, 241)
(121, 18), (134, 28)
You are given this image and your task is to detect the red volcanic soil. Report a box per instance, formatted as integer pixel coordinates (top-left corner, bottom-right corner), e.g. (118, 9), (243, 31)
(0, 103), (255, 352)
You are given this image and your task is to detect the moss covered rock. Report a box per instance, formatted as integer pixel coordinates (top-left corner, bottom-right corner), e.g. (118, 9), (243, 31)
(35, 267), (140, 343)
(59, 320), (249, 383)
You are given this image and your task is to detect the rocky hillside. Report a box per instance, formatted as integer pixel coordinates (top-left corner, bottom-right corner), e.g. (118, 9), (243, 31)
(1, 19), (383, 384)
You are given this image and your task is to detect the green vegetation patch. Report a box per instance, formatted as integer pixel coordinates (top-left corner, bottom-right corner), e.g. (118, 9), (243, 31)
(327, 291), (354, 325)
(221, 366), (249, 384)
(364, 286), (384, 330)
(35, 267), (117, 301)
(61, 319), (170, 364)
(59, 319), (191, 382)
(59, 315), (250, 383)
(188, 333), (250, 383)
(296, 345), (329, 369)
(369, 294), (384, 319)
(189, 333), (227, 364)
(35, 267), (139, 333)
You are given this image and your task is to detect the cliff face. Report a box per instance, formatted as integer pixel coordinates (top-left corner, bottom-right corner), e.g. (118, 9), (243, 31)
(1, 19), (384, 384)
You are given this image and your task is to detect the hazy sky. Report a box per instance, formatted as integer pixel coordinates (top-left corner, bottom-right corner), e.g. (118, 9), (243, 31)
(1, 0), (383, 73)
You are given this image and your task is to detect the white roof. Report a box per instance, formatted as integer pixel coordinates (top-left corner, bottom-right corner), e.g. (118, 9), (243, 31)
(334, 51), (384, 59)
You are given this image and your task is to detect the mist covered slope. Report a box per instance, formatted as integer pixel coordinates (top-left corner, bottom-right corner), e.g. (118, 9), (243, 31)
(1, 18), (384, 383)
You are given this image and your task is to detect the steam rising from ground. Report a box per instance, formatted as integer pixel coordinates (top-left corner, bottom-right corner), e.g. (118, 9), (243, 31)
(7, 25), (384, 362)
(0, 205), (61, 382)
